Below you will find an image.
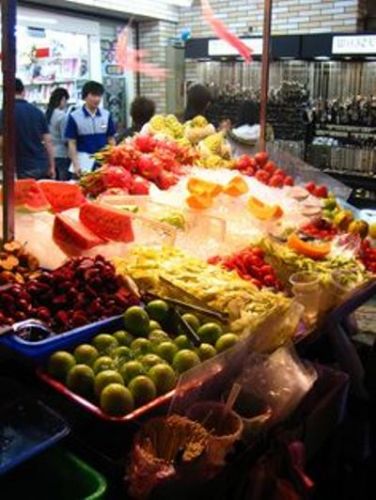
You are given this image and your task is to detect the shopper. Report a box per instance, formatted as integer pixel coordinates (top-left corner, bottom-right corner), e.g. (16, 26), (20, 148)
(46, 88), (71, 181)
(119, 96), (156, 140)
(183, 84), (212, 121)
(0, 78), (55, 179)
(65, 81), (116, 176)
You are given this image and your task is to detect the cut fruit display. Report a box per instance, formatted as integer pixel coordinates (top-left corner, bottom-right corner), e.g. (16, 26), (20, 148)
(79, 202), (135, 243)
(0, 179), (51, 212)
(287, 233), (331, 260)
(247, 196), (283, 220)
(187, 177), (222, 197)
(53, 214), (105, 255)
(223, 176), (249, 197)
(39, 181), (86, 213)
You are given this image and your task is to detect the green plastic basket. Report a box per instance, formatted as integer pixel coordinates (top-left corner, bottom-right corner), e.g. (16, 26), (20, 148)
(0, 447), (107, 500)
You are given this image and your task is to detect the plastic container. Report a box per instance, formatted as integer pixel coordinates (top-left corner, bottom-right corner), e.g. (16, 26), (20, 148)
(0, 315), (123, 362)
(0, 447), (107, 499)
(0, 377), (69, 475)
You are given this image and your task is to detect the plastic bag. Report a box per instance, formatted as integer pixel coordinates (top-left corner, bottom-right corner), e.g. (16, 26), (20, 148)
(236, 343), (317, 425)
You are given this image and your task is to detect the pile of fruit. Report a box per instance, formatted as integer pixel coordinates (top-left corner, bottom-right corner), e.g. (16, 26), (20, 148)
(300, 219), (338, 241)
(208, 246), (282, 290)
(47, 301), (239, 416)
(360, 239), (376, 273)
(82, 135), (197, 198)
(235, 152), (294, 188)
(0, 256), (138, 333)
(0, 241), (40, 285)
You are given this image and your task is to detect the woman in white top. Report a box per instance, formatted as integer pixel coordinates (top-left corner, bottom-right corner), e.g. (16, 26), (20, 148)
(46, 88), (70, 180)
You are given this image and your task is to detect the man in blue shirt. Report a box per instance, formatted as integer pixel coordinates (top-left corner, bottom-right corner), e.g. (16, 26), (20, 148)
(0, 78), (55, 179)
(65, 81), (116, 176)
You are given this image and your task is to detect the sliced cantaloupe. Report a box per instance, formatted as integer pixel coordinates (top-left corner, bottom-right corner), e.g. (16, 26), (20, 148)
(187, 177), (222, 197)
(223, 176), (249, 197)
(247, 196), (283, 220)
(186, 193), (214, 210)
(287, 233), (330, 260)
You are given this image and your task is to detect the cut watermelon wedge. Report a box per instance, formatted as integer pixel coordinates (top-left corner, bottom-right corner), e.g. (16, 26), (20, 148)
(53, 214), (105, 256)
(0, 179), (50, 212)
(79, 202), (134, 243)
(39, 181), (86, 213)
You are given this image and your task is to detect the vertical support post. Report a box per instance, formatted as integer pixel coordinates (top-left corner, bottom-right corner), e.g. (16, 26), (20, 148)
(259, 0), (273, 152)
(1, 0), (17, 242)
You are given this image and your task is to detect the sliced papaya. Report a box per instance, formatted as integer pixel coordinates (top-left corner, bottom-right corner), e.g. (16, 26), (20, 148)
(0, 179), (50, 212)
(223, 175), (249, 197)
(79, 202), (134, 242)
(247, 196), (283, 220)
(187, 177), (222, 197)
(186, 193), (213, 210)
(39, 181), (86, 213)
(287, 233), (331, 260)
(53, 214), (105, 256)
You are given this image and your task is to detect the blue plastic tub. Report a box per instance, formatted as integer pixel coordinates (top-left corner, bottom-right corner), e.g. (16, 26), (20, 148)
(0, 377), (69, 475)
(0, 316), (123, 363)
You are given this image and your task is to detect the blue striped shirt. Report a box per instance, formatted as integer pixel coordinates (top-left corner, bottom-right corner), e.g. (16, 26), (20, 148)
(65, 105), (116, 154)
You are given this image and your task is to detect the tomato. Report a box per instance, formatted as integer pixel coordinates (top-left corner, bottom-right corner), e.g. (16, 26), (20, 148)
(313, 185), (328, 198)
(263, 161), (277, 174)
(284, 176), (294, 186)
(255, 170), (270, 184)
(236, 155), (252, 170)
(305, 182), (316, 194)
(269, 174), (284, 188)
(254, 151), (269, 167)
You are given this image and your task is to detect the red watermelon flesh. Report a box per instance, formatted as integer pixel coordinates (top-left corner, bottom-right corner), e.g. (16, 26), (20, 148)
(53, 214), (105, 256)
(39, 181), (86, 213)
(79, 202), (134, 243)
(0, 179), (51, 211)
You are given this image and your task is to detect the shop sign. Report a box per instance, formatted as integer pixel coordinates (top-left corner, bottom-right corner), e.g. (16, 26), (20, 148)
(208, 38), (262, 57)
(332, 35), (376, 55)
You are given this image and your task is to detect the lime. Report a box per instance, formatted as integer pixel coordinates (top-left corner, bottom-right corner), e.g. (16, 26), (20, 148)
(172, 349), (201, 374)
(93, 356), (115, 374)
(130, 338), (153, 355)
(148, 320), (162, 332)
(111, 346), (133, 364)
(157, 341), (179, 364)
(128, 376), (157, 407)
(73, 344), (99, 366)
(174, 335), (193, 350)
(113, 330), (134, 347)
(148, 329), (170, 345)
(197, 343), (217, 361)
(145, 300), (169, 323)
(179, 313), (201, 333)
(197, 323), (223, 345)
(140, 354), (165, 370)
(148, 364), (177, 395)
(94, 370), (124, 397)
(119, 360), (144, 383)
(215, 333), (238, 353)
(100, 384), (134, 416)
(92, 334), (119, 355)
(123, 306), (150, 337)
(48, 351), (76, 382)
(67, 365), (95, 398)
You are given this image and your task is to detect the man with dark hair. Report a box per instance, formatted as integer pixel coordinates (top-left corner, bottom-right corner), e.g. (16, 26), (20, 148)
(0, 78), (55, 179)
(119, 96), (156, 140)
(65, 80), (116, 176)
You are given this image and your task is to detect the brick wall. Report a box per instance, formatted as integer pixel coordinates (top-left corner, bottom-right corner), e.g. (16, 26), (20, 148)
(138, 21), (177, 112)
(178, 0), (363, 35)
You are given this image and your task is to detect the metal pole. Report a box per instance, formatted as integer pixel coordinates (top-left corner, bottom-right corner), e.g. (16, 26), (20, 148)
(1, 0), (17, 242)
(259, 0), (273, 152)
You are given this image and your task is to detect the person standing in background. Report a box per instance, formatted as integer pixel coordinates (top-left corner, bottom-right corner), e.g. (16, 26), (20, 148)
(0, 78), (55, 179)
(183, 84), (212, 121)
(118, 96), (156, 141)
(65, 81), (116, 177)
(46, 88), (70, 181)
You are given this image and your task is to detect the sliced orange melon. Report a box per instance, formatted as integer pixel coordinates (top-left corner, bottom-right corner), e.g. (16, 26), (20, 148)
(223, 176), (249, 197)
(186, 193), (213, 210)
(287, 233), (330, 260)
(187, 177), (222, 197)
(247, 196), (283, 220)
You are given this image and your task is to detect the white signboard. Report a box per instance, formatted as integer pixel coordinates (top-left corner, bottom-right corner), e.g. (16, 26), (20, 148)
(208, 38), (262, 57)
(332, 35), (376, 55)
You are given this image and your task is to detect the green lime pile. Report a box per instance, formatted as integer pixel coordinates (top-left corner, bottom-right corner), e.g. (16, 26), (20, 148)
(47, 301), (238, 417)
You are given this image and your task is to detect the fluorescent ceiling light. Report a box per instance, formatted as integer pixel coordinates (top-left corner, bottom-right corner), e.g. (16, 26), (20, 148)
(18, 15), (57, 25)
(314, 56), (330, 61)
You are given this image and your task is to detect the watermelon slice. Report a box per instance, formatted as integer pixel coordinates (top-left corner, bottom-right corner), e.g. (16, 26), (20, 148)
(79, 202), (134, 243)
(53, 214), (105, 256)
(39, 181), (86, 213)
(0, 179), (50, 212)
